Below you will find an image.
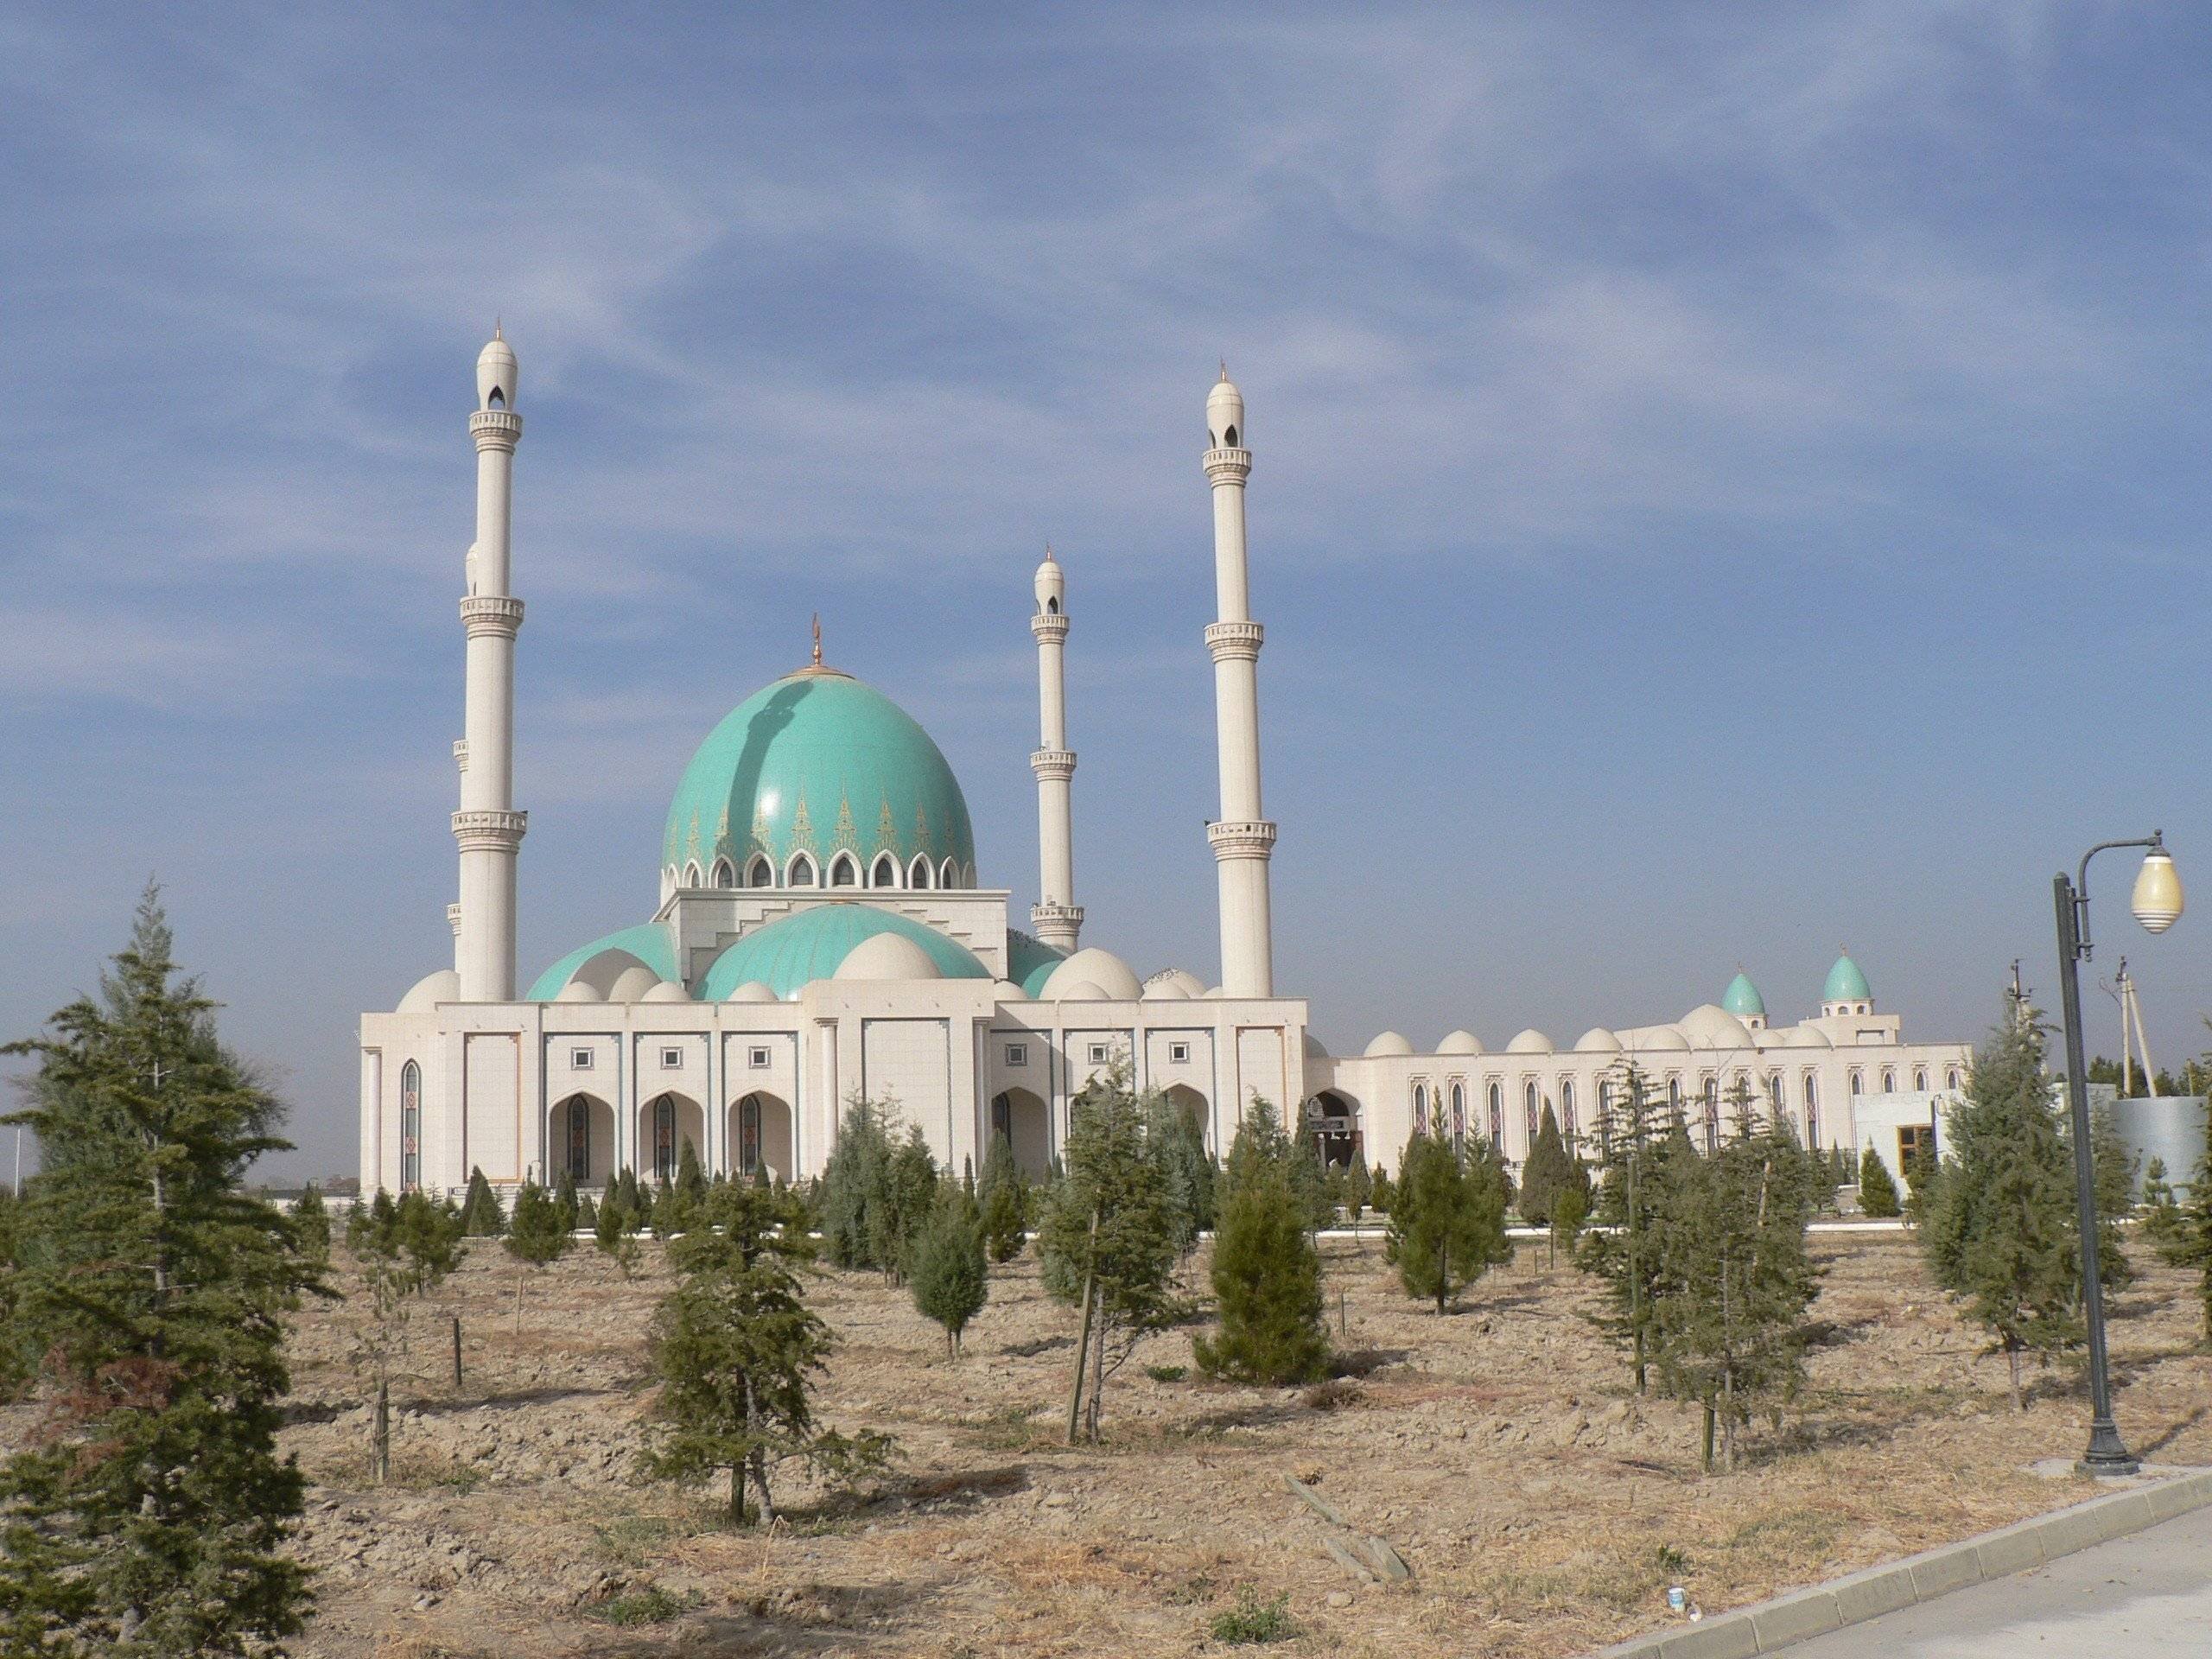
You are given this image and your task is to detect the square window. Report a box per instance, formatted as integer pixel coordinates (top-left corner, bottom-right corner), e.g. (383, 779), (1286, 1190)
(1088, 1043), (1109, 1065)
(660, 1046), (683, 1069)
(571, 1048), (594, 1070)
(1168, 1041), (1191, 1065)
(749, 1046), (771, 1070)
(1005, 1042), (1028, 1068)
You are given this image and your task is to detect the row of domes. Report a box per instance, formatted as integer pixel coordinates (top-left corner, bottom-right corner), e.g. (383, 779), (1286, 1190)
(1354, 1008), (1852, 1059)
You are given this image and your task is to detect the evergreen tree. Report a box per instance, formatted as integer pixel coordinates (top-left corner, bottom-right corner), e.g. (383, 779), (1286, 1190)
(818, 1096), (898, 1271)
(348, 1190), (462, 1479)
(1385, 1132), (1511, 1313)
(1579, 1063), (1680, 1392)
(1147, 1092), (1216, 1255)
(1289, 1131), (1336, 1233)
(1519, 1104), (1576, 1226)
(2141, 1156), (2181, 1242)
(1549, 1181), (1589, 1268)
(677, 1136), (708, 1204)
(1924, 1012), (2082, 1407)
(640, 1182), (892, 1525)
(503, 1179), (570, 1332)
(1345, 1148), (1373, 1221)
(1039, 1065), (1182, 1441)
(575, 1191), (598, 1231)
(1857, 1144), (1902, 1217)
(976, 1131), (1029, 1263)
(1196, 1100), (1331, 1383)
(2153, 1148), (2212, 1342)
(1901, 1141), (1942, 1228)
(910, 1182), (988, 1357)
(1369, 1164), (1395, 1214)
(291, 1181), (332, 1264)
(2088, 1104), (2139, 1291)
(1647, 1106), (1821, 1471)
(614, 1166), (645, 1232)
(650, 1175), (682, 1238)
(552, 1167), (581, 1234)
(0, 892), (321, 1656)
(460, 1166), (505, 1236)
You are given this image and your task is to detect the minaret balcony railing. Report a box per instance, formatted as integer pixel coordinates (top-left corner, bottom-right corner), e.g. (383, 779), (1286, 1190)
(1202, 446), (1252, 482)
(460, 594), (525, 637)
(1031, 900), (1085, 931)
(469, 408), (523, 451)
(452, 808), (529, 851)
(1029, 747), (1077, 782)
(1207, 819), (1277, 859)
(1204, 620), (1264, 662)
(1031, 612), (1070, 644)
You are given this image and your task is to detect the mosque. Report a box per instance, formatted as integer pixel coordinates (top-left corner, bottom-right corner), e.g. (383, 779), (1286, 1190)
(357, 334), (1971, 1198)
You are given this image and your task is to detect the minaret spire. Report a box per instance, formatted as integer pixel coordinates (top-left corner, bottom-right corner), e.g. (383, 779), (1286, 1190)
(453, 329), (527, 1000)
(1203, 368), (1275, 996)
(1030, 546), (1082, 951)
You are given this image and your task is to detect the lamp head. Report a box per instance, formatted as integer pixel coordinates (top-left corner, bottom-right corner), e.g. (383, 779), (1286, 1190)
(2132, 836), (2183, 935)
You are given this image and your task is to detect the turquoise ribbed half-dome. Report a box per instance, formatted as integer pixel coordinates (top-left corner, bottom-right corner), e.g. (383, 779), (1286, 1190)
(1823, 954), (1871, 1001)
(1007, 931), (1066, 999)
(1721, 971), (1765, 1018)
(662, 669), (976, 882)
(526, 922), (681, 1001)
(699, 905), (988, 1001)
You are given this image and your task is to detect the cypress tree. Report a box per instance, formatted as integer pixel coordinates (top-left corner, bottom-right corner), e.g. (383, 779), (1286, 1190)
(460, 1166), (505, 1236)
(2088, 1104), (2139, 1291)
(1520, 1104), (1574, 1226)
(910, 1182), (988, 1357)
(0, 892), (321, 1655)
(292, 1180), (332, 1264)
(1345, 1148), (1373, 1221)
(818, 1096), (897, 1270)
(615, 1166), (645, 1232)
(1580, 1062), (1677, 1392)
(2141, 1157), (2181, 1243)
(553, 1166), (581, 1234)
(504, 1179), (570, 1332)
(1924, 1012), (2082, 1407)
(677, 1136), (708, 1204)
(876, 1125), (940, 1285)
(977, 1131), (1028, 1263)
(1857, 1144), (1902, 1217)
(1550, 1181), (1588, 1268)
(1369, 1164), (1395, 1214)
(350, 1190), (462, 1478)
(1196, 1100), (1330, 1383)
(640, 1183), (892, 1525)
(1385, 1132), (1510, 1313)
(2154, 1148), (2212, 1342)
(1147, 1091), (1216, 1254)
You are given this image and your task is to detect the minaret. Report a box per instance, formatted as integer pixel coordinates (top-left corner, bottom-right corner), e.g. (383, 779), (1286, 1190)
(453, 328), (527, 1001)
(1030, 547), (1083, 951)
(1203, 367), (1276, 996)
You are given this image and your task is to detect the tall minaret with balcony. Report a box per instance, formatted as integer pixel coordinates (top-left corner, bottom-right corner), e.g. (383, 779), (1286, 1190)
(1029, 547), (1083, 951)
(453, 328), (527, 1001)
(1204, 367), (1276, 996)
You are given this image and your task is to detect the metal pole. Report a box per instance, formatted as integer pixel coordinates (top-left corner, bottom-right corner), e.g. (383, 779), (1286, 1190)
(2054, 872), (2139, 1476)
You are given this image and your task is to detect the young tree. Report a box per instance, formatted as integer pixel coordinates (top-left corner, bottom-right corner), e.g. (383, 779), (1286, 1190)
(677, 1136), (709, 1205)
(1344, 1148), (1373, 1223)
(1901, 1142), (1943, 1228)
(460, 1165), (505, 1236)
(1385, 1132), (1511, 1313)
(976, 1131), (1029, 1263)
(0, 891), (321, 1656)
(348, 1190), (463, 1480)
(1924, 1012), (2083, 1407)
(1550, 1181), (1589, 1268)
(552, 1167), (581, 1234)
(614, 1166), (645, 1233)
(292, 1181), (332, 1264)
(2154, 1148), (2212, 1342)
(1147, 1092), (1216, 1255)
(1196, 1100), (1331, 1383)
(503, 1179), (571, 1332)
(1039, 1065), (1182, 1442)
(1369, 1164), (1395, 1215)
(1857, 1145), (1902, 1217)
(1579, 1062), (1681, 1393)
(2141, 1156), (2181, 1242)
(1519, 1104), (1575, 1226)
(818, 1095), (898, 1271)
(640, 1183), (891, 1525)
(2088, 1104), (2139, 1291)
(910, 1182), (988, 1357)
(875, 1126), (940, 1285)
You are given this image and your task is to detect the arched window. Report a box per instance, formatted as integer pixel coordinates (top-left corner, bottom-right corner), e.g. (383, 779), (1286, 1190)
(1667, 1077), (1681, 1110)
(871, 853), (899, 888)
(682, 861), (702, 888)
(1913, 1066), (1929, 1091)
(1450, 1082), (1466, 1150)
(909, 855), (933, 889)
(1224, 423), (1238, 447)
(1802, 1073), (1820, 1147)
(1848, 1070), (1864, 1096)
(1769, 1072), (1783, 1109)
(737, 1093), (762, 1175)
(1046, 595), (1058, 614)
(650, 1095), (677, 1184)
(563, 1095), (591, 1180)
(1560, 1078), (1576, 1139)
(1945, 1066), (1961, 1090)
(710, 857), (735, 889)
(1880, 1067), (1897, 1092)
(786, 853), (817, 887)
(1487, 1082), (1503, 1150)
(1702, 1093), (1719, 1154)
(400, 1061), (422, 1192)
(939, 856), (959, 889)
(828, 852), (859, 888)
(747, 855), (774, 887)
(487, 386), (504, 408)
(1523, 1080), (1538, 1142)
(1412, 1083), (1428, 1137)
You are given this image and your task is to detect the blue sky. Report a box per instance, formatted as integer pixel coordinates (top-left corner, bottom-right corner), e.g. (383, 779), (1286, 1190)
(6, 3), (2212, 1179)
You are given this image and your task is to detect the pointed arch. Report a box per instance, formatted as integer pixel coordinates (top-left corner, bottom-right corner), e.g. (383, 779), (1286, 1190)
(870, 852), (899, 889)
(682, 861), (703, 888)
(909, 854), (933, 889)
(939, 856), (959, 888)
(786, 852), (817, 887)
(400, 1060), (422, 1192)
(710, 856), (736, 889)
(828, 851), (860, 888)
(747, 855), (774, 888)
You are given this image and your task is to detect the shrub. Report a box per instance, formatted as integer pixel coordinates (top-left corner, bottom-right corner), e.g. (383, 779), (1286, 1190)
(1208, 1588), (1298, 1645)
(1857, 1145), (1901, 1217)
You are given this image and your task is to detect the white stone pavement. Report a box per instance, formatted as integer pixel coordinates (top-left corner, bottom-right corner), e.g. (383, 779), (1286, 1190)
(1781, 1500), (2212, 1657)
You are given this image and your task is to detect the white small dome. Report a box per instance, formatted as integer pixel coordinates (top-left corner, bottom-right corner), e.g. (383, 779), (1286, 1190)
(1034, 550), (1065, 611)
(1145, 968), (1206, 1001)
(1678, 1003), (1756, 1051)
(1363, 1031), (1414, 1058)
(1505, 1028), (1554, 1055)
(1437, 1029), (1484, 1055)
(1302, 1031), (1329, 1059)
(475, 330), (518, 409)
(723, 980), (779, 1004)
(1635, 1027), (1692, 1052)
(835, 931), (944, 982)
(607, 963), (661, 1003)
(639, 980), (691, 1003)
(991, 979), (1027, 1001)
(554, 980), (601, 1004)
(1057, 979), (1110, 1001)
(397, 968), (460, 1014)
(1040, 948), (1142, 1002)
(1574, 1027), (1624, 1053)
(1203, 985), (1230, 999)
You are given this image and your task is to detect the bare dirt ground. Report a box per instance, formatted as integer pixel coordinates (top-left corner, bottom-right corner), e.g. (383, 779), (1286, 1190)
(82, 1231), (2212, 1656)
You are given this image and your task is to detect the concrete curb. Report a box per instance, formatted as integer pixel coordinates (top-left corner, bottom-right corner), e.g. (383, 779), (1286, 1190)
(1592, 1465), (2212, 1658)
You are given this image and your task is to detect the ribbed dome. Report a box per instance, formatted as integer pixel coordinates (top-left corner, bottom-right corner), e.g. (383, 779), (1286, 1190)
(1823, 954), (1871, 1001)
(699, 906), (988, 1001)
(663, 670), (975, 884)
(1721, 972), (1765, 1018)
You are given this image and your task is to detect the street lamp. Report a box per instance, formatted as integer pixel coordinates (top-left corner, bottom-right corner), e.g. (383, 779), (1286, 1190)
(2053, 831), (2183, 1478)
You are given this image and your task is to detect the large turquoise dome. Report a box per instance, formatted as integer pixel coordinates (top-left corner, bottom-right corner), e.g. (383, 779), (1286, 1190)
(662, 668), (976, 886)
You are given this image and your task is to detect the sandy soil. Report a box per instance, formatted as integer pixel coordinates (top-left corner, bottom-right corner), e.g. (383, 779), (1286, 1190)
(39, 1229), (2212, 1656)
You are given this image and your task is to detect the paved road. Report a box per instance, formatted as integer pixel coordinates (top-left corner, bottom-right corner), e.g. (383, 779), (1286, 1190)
(1785, 1501), (2212, 1656)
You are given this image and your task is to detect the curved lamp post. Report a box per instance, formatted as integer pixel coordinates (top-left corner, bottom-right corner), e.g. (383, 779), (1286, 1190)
(2053, 831), (2183, 1477)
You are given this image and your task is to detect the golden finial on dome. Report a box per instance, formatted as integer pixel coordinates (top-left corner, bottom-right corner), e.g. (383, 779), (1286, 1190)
(811, 613), (823, 669)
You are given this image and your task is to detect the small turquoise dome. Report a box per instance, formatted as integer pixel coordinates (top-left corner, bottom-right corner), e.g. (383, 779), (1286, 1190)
(526, 922), (680, 1001)
(699, 905), (988, 1000)
(1823, 954), (1871, 1002)
(663, 668), (976, 883)
(1006, 931), (1066, 999)
(1721, 971), (1765, 1018)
